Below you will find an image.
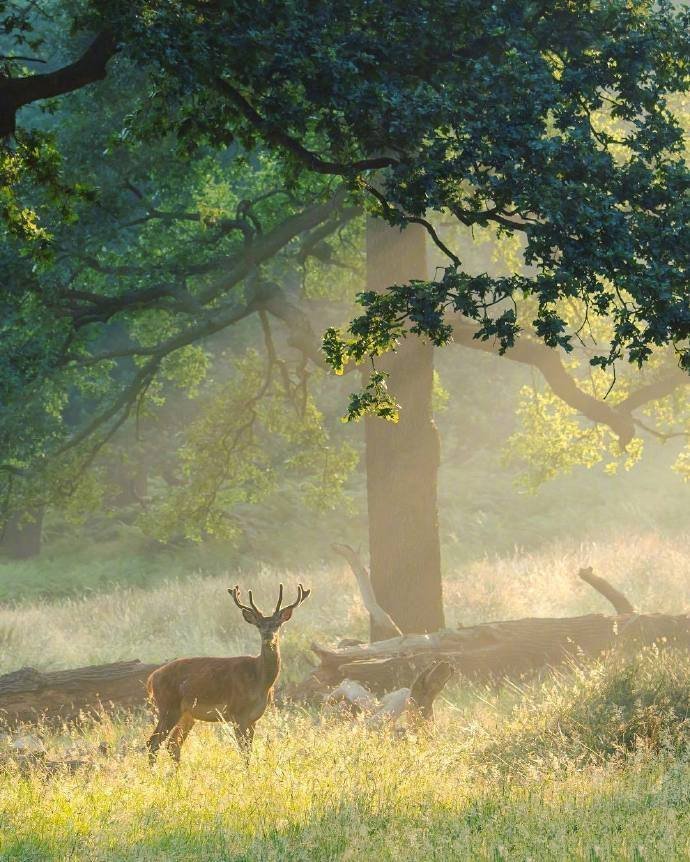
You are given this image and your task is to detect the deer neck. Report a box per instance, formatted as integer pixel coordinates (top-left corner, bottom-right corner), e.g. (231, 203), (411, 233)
(258, 634), (281, 689)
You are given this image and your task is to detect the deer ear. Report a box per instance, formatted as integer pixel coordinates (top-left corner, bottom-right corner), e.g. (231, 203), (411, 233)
(279, 606), (294, 623)
(242, 608), (259, 626)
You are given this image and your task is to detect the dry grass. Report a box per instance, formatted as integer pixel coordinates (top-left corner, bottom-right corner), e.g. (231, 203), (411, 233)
(3, 533), (690, 859)
(0, 566), (362, 678)
(444, 531), (690, 626)
(2, 531), (688, 675)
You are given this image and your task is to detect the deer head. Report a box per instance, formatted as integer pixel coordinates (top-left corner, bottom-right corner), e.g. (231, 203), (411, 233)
(228, 583), (310, 642)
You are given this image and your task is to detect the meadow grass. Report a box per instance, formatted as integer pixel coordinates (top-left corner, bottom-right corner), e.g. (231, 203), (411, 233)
(3, 665), (690, 861)
(3, 534), (690, 859)
(2, 530), (689, 674)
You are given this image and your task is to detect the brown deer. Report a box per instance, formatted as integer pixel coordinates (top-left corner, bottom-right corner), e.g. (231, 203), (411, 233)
(145, 583), (310, 763)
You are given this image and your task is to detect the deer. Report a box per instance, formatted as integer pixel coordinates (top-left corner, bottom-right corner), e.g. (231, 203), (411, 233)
(145, 582), (310, 764)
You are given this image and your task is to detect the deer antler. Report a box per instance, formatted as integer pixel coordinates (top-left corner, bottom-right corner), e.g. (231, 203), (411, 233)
(274, 583), (284, 614)
(229, 585), (262, 617)
(278, 583), (311, 616)
(247, 590), (261, 615)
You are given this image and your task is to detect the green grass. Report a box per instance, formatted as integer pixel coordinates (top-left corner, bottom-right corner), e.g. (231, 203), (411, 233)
(4, 657), (690, 860)
(0, 523), (254, 605)
(3, 536), (690, 859)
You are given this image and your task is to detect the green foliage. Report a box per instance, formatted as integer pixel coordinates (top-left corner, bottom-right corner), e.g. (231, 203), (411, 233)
(504, 385), (644, 490)
(0, 2), (98, 252)
(344, 370), (399, 423)
(0, 131), (57, 249)
(431, 370), (449, 414)
(486, 649), (690, 770)
(3, 0), (690, 538)
(0, 35), (363, 528)
(143, 349), (358, 542)
(500, 328), (690, 489)
(674, 449), (690, 482)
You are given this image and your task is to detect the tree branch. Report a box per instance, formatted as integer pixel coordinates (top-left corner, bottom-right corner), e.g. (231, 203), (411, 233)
(0, 30), (116, 137)
(66, 299), (256, 367)
(332, 543), (403, 638)
(578, 566), (635, 615)
(257, 282), (327, 367)
(10, 189), (357, 478)
(213, 78), (397, 175)
(361, 182), (462, 266)
(54, 355), (161, 457)
(193, 188), (350, 304)
(452, 321), (638, 446)
(55, 190), (351, 330)
(452, 321), (689, 445)
(617, 369), (689, 413)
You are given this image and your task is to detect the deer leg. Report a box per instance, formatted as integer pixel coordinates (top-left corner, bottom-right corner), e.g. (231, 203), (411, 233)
(234, 722), (255, 758)
(146, 709), (179, 764)
(167, 712), (195, 764)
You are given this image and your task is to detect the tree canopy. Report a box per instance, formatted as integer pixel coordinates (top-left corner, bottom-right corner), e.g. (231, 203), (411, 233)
(2, 0), (690, 528)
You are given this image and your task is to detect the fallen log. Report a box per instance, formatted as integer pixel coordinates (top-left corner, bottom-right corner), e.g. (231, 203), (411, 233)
(323, 661), (453, 728)
(325, 679), (378, 715)
(3, 568), (686, 721)
(409, 660), (454, 723)
(289, 569), (690, 698)
(365, 687), (411, 727)
(0, 660), (161, 728)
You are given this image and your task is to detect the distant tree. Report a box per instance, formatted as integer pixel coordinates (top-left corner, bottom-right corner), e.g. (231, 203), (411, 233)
(1, 17), (364, 555)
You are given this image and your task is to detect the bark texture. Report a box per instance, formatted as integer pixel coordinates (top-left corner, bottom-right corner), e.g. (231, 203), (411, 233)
(300, 612), (690, 696)
(365, 218), (444, 638)
(0, 660), (160, 727)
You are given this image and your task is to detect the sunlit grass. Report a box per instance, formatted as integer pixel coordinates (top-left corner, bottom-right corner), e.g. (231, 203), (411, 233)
(4, 535), (690, 858)
(0, 566), (362, 677)
(3, 692), (690, 860)
(2, 531), (689, 674)
(445, 531), (690, 626)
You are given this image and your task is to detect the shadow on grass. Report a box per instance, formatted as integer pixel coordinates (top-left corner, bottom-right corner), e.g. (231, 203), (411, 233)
(2, 782), (688, 862)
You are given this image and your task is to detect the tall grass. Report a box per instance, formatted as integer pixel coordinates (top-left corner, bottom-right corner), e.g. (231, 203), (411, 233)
(0, 566), (362, 677)
(3, 657), (690, 859)
(445, 531), (690, 626)
(2, 531), (689, 674)
(3, 535), (690, 859)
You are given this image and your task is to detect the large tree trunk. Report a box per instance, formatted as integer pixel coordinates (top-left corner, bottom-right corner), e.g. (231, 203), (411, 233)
(1, 508), (44, 560)
(365, 218), (444, 638)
